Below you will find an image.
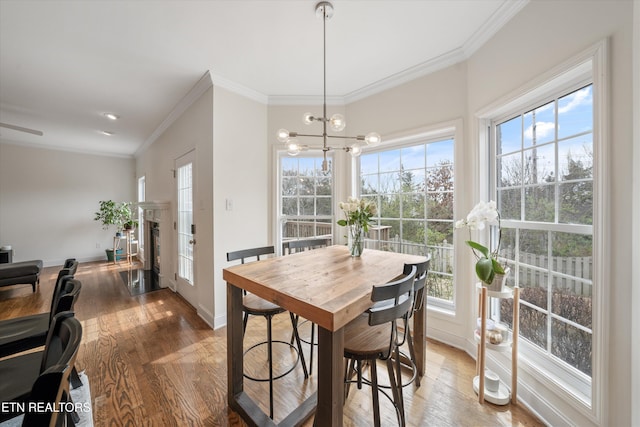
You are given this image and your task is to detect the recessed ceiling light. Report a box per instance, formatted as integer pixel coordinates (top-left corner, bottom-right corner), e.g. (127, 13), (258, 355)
(104, 113), (119, 120)
(101, 130), (114, 136)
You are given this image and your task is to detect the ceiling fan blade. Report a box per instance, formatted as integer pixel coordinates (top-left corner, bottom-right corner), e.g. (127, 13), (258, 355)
(0, 122), (44, 136)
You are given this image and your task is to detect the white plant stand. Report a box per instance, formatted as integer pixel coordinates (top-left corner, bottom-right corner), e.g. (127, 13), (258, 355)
(474, 283), (520, 405)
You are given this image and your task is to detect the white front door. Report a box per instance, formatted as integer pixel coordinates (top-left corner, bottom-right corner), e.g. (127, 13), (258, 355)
(175, 150), (197, 306)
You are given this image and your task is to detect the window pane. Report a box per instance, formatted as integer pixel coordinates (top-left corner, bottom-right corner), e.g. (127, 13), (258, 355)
(559, 181), (593, 225)
(497, 115), (522, 155)
(551, 275), (592, 327)
(523, 143), (555, 184)
(379, 172), (401, 193)
(282, 197), (297, 215)
(379, 150), (401, 172)
(551, 319), (592, 376)
(282, 177), (298, 196)
(519, 229), (548, 310)
(316, 177), (331, 195)
(282, 157), (298, 175)
(401, 145), (425, 169)
(427, 220), (453, 245)
(300, 197), (314, 215)
(519, 304), (547, 348)
(558, 86), (592, 140)
(426, 139), (454, 166)
(426, 193), (452, 219)
(361, 175), (378, 194)
(559, 135), (593, 181)
(498, 152), (522, 188)
(524, 185), (555, 222)
(316, 197), (332, 216)
(360, 153), (378, 175)
(380, 194), (400, 218)
(524, 101), (555, 147)
(402, 193), (425, 219)
(498, 188), (521, 220)
(401, 220), (424, 244)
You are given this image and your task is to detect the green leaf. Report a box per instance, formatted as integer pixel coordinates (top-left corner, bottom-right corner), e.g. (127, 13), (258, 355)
(337, 219), (347, 226)
(491, 258), (505, 274)
(466, 240), (490, 258)
(475, 258), (494, 283)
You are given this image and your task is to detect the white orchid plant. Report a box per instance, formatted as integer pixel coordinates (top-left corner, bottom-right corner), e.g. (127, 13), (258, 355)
(455, 200), (506, 285)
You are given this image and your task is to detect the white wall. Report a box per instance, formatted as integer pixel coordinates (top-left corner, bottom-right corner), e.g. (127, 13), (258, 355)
(631, 1), (639, 426)
(213, 86), (268, 327)
(136, 84), (215, 325)
(0, 142), (135, 266)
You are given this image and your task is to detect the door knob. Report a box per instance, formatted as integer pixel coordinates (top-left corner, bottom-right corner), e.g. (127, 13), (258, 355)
(189, 239), (196, 245)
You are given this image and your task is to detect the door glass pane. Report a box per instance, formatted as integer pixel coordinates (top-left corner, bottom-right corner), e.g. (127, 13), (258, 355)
(177, 162), (193, 284)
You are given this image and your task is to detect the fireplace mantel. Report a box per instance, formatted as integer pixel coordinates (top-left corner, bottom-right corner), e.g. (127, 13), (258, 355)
(137, 201), (172, 290)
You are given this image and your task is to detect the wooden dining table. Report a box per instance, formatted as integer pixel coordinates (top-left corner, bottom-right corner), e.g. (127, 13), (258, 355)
(223, 245), (428, 427)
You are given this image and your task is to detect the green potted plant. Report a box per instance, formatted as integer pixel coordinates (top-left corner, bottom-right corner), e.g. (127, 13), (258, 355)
(455, 200), (509, 290)
(94, 200), (131, 261)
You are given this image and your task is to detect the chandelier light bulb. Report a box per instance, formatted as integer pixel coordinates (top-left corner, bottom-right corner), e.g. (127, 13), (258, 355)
(364, 132), (381, 145)
(303, 113), (315, 125)
(349, 144), (362, 157)
(277, 128), (290, 143)
(287, 140), (301, 156)
(329, 113), (346, 132)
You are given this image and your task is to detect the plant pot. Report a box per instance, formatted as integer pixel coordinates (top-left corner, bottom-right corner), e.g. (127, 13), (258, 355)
(486, 267), (510, 292)
(106, 248), (124, 262)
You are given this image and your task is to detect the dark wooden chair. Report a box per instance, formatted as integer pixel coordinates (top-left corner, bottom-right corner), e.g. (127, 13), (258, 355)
(402, 256), (430, 387)
(282, 237), (331, 255)
(282, 237), (331, 371)
(20, 364), (73, 427)
(0, 260), (79, 358)
(0, 311), (83, 425)
(343, 266), (416, 427)
(226, 246), (308, 419)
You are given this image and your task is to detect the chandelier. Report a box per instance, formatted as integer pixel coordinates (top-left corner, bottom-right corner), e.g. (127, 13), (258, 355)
(277, 1), (381, 171)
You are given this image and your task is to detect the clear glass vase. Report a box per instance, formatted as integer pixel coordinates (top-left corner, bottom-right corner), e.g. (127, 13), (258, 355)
(348, 224), (364, 257)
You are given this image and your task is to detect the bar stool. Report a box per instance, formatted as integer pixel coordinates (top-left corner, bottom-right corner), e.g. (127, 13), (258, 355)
(226, 246), (308, 419)
(343, 266), (417, 427)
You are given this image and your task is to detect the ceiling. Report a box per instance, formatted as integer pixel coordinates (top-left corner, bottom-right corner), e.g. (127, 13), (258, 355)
(0, 0), (527, 158)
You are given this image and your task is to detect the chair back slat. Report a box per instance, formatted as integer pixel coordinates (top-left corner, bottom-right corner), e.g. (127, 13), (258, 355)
(368, 266), (416, 327)
(282, 238), (330, 255)
(403, 255), (431, 312)
(227, 246), (275, 264)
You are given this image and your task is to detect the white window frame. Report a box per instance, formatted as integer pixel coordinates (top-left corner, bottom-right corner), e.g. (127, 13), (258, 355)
(476, 41), (608, 421)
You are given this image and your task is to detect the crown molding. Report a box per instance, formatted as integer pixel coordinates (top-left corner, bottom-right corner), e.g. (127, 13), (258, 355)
(268, 94), (345, 106)
(210, 73), (269, 105)
(134, 71), (213, 158)
(463, 0), (529, 57)
(0, 138), (134, 159)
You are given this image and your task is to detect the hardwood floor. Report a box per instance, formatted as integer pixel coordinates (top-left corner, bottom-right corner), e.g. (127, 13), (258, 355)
(0, 262), (544, 427)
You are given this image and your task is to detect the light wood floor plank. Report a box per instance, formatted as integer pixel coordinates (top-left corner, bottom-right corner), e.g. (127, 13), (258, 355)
(0, 261), (545, 427)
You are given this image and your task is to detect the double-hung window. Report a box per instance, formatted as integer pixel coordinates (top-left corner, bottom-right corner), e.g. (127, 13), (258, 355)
(279, 154), (333, 248)
(491, 82), (596, 401)
(358, 134), (455, 304)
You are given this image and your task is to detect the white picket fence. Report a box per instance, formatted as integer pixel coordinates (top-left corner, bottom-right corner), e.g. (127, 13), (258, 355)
(383, 237), (592, 297)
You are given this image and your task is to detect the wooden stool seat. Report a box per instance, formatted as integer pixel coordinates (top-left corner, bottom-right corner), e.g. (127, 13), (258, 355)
(344, 314), (392, 358)
(243, 293), (284, 315)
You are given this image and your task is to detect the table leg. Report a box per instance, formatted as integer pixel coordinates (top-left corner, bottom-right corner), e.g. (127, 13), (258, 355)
(314, 326), (344, 427)
(227, 283), (245, 408)
(413, 299), (426, 377)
